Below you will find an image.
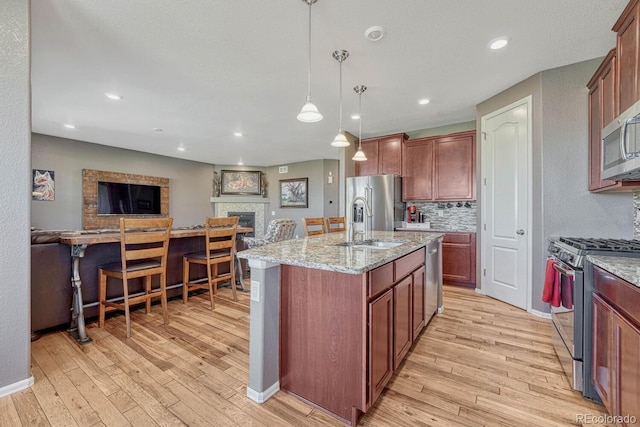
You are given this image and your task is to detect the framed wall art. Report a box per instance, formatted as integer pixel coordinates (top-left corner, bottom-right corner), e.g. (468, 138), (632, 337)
(220, 170), (262, 195)
(32, 169), (55, 201)
(280, 177), (308, 208)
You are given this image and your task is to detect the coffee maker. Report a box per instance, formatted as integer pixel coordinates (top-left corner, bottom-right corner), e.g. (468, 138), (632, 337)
(407, 205), (417, 223)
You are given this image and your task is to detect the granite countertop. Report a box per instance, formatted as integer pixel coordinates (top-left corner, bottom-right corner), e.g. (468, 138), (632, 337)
(237, 230), (444, 275)
(587, 255), (640, 288)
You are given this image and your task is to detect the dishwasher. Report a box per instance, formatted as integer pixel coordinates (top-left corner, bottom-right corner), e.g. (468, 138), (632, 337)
(425, 236), (443, 324)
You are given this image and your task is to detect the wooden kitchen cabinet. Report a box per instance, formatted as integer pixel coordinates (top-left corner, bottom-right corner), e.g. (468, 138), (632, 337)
(412, 265), (426, 340)
(592, 266), (640, 424)
(587, 49), (640, 192)
(614, 0), (640, 113)
(442, 232), (476, 287)
(280, 248), (426, 425)
(393, 275), (413, 369)
(402, 130), (476, 201)
(592, 293), (614, 410)
(369, 289), (393, 405)
(355, 133), (407, 177)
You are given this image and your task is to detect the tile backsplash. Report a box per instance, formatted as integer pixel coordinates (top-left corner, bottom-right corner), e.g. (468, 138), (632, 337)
(634, 192), (640, 239)
(407, 201), (477, 232)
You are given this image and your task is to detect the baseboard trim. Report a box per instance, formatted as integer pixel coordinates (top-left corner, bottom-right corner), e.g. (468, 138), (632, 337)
(0, 376), (34, 398)
(246, 381), (279, 403)
(474, 288), (485, 295)
(529, 308), (551, 319)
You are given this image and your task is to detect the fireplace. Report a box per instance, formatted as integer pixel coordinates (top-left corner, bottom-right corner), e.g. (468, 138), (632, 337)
(228, 212), (255, 237)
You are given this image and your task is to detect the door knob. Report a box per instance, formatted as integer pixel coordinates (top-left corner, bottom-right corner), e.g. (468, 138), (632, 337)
(516, 229), (525, 235)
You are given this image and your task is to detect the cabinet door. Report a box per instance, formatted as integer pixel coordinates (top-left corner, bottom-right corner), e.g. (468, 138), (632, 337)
(393, 276), (413, 369)
(616, 2), (640, 113)
(369, 289), (393, 405)
(433, 131), (476, 200)
(613, 311), (640, 422)
(378, 135), (403, 176)
(412, 266), (426, 340)
(442, 233), (476, 286)
(592, 293), (613, 412)
(355, 140), (379, 176)
(402, 138), (433, 200)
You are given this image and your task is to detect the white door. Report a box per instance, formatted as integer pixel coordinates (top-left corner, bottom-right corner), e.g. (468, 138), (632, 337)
(481, 96), (531, 310)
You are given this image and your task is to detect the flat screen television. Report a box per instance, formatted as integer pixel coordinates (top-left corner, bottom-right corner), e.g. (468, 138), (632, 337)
(97, 181), (161, 215)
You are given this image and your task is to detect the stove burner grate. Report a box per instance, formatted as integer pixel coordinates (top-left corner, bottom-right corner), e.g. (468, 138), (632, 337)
(558, 237), (640, 252)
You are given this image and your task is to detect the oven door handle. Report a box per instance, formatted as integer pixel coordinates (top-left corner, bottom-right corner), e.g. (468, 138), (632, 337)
(552, 261), (575, 277)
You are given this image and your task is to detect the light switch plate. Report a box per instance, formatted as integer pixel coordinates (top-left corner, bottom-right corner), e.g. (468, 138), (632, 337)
(250, 280), (260, 302)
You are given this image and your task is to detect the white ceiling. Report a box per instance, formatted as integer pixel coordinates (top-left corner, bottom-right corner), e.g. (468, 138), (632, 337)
(31, 0), (628, 167)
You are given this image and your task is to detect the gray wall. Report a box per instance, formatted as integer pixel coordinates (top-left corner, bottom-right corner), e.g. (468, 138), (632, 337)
(0, 0), (32, 393)
(477, 59), (633, 313)
(31, 134), (217, 229)
(264, 159), (338, 237)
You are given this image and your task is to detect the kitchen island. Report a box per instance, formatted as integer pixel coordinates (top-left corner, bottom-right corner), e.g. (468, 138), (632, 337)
(237, 230), (443, 425)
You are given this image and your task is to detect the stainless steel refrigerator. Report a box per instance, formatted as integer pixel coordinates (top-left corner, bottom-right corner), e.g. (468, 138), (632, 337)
(345, 175), (403, 237)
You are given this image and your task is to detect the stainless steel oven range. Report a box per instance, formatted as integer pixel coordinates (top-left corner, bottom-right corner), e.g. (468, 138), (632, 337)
(547, 237), (640, 402)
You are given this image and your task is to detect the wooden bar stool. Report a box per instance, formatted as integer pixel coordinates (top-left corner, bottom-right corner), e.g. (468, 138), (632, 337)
(302, 217), (327, 236)
(325, 217), (346, 233)
(98, 217), (173, 338)
(183, 216), (238, 309)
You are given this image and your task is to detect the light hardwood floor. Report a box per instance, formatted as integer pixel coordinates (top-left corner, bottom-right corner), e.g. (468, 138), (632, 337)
(1, 286), (613, 426)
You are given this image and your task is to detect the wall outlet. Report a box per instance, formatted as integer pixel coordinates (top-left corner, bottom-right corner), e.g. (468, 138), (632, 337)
(437, 210), (444, 217)
(272, 211), (275, 216)
(250, 280), (260, 302)
(278, 166), (288, 174)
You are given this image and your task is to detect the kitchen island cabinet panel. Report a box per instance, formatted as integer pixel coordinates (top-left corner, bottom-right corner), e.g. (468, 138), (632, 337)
(280, 266), (366, 422)
(393, 275), (413, 369)
(369, 289), (393, 406)
(412, 266), (426, 340)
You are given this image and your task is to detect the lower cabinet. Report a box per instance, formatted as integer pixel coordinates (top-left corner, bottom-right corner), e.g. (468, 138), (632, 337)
(592, 266), (640, 425)
(369, 289), (393, 405)
(412, 266), (426, 340)
(442, 232), (476, 286)
(393, 276), (413, 369)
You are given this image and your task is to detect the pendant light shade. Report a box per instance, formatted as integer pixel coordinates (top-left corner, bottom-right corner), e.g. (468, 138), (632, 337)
(352, 85), (367, 161)
(297, 0), (322, 123)
(331, 49), (350, 147)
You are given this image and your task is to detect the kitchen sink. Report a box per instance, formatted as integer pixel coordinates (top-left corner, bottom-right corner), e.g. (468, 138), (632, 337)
(335, 239), (405, 250)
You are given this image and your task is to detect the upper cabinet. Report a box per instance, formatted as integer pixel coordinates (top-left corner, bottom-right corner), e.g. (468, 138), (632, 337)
(355, 133), (407, 177)
(615, 0), (640, 113)
(402, 130), (476, 201)
(587, 0), (640, 192)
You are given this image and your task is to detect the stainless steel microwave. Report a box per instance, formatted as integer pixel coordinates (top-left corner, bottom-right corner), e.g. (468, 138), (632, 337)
(602, 100), (640, 181)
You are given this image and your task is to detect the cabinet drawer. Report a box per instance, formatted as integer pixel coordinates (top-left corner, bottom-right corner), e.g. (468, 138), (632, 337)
(369, 262), (394, 298)
(442, 233), (472, 244)
(394, 248), (425, 281)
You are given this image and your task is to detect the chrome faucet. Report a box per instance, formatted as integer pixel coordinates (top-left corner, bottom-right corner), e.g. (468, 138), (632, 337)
(350, 195), (373, 242)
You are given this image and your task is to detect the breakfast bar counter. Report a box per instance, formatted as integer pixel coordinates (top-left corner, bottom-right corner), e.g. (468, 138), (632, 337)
(237, 230), (443, 425)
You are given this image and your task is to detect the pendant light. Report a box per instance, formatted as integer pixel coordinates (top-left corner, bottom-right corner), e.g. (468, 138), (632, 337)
(352, 85), (367, 161)
(297, 0), (323, 123)
(330, 49), (350, 147)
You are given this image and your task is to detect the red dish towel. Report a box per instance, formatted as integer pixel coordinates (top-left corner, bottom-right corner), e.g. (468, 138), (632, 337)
(542, 258), (555, 303)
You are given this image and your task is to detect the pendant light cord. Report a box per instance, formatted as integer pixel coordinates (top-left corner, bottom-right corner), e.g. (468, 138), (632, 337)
(338, 59), (343, 132)
(358, 89), (362, 148)
(306, 1), (312, 100)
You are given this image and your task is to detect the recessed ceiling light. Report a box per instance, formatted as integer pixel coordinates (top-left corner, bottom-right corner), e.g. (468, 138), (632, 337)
(237, 161), (244, 166)
(177, 146), (186, 152)
(418, 99), (430, 105)
(488, 36), (510, 50)
(104, 92), (123, 100)
(233, 132), (243, 137)
(63, 123), (76, 129)
(351, 114), (361, 120)
(365, 26), (386, 42)
(152, 128), (163, 132)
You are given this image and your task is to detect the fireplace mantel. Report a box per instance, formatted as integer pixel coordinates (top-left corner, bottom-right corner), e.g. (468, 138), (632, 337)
(210, 197), (269, 204)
